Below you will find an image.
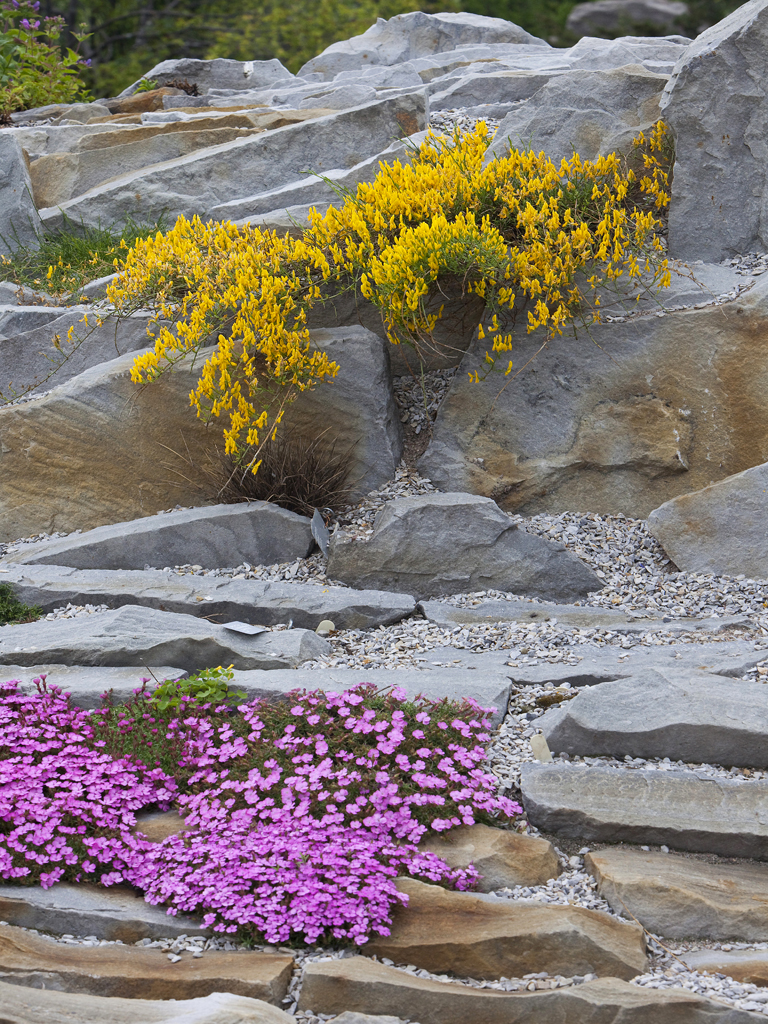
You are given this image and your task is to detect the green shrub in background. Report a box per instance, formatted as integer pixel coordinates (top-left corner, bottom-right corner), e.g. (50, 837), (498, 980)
(0, 583), (42, 625)
(0, 0), (90, 116)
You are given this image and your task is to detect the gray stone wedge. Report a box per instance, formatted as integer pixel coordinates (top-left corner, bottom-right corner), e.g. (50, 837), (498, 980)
(537, 671), (768, 766)
(299, 956), (762, 1023)
(0, 665), (185, 709)
(521, 763), (768, 858)
(6, 502), (314, 571)
(327, 492), (601, 601)
(0, 564), (416, 630)
(0, 133), (40, 256)
(586, 848), (768, 941)
(647, 462), (768, 578)
(0, 980), (297, 1024)
(0, 605), (330, 672)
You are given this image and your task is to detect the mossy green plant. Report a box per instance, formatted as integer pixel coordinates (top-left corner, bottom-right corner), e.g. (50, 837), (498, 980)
(0, 583), (42, 625)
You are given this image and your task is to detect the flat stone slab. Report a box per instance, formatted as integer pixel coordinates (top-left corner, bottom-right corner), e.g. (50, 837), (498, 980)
(0, 564), (415, 630)
(365, 878), (647, 980)
(0, 884), (207, 941)
(420, 598), (751, 635)
(0, 981), (297, 1023)
(683, 949), (768, 986)
(586, 848), (768, 941)
(5, 501), (313, 571)
(538, 671), (768, 767)
(0, 922), (293, 1001)
(299, 957), (762, 1023)
(0, 665), (185, 709)
(418, 824), (560, 891)
(0, 605), (330, 672)
(521, 763), (768, 859)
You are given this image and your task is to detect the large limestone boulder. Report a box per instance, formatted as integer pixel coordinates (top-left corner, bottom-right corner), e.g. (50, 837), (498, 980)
(647, 461), (768, 577)
(418, 272), (768, 518)
(119, 57), (294, 96)
(298, 12), (547, 79)
(661, 0), (768, 261)
(0, 134), (41, 255)
(567, 0), (688, 38)
(484, 65), (668, 164)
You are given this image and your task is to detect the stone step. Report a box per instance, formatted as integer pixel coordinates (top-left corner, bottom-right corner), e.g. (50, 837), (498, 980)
(682, 950), (768, 987)
(3, 501), (313, 571)
(299, 956), (763, 1023)
(0, 883), (206, 941)
(0, 605), (330, 673)
(420, 598), (750, 635)
(521, 763), (768, 859)
(585, 848), (768, 940)
(0, 981), (296, 1023)
(537, 671), (768, 767)
(0, 922), (293, 1001)
(0, 564), (415, 630)
(417, 824), (560, 891)
(0, 665), (185, 708)
(365, 878), (647, 980)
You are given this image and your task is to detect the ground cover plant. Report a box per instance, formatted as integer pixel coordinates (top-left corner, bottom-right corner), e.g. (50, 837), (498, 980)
(0, 676), (520, 944)
(100, 121), (671, 476)
(0, 583), (41, 625)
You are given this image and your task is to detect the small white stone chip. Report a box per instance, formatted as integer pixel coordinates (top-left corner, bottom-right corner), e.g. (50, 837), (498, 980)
(529, 733), (553, 763)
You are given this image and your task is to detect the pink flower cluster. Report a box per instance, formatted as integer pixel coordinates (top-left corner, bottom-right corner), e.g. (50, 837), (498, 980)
(0, 679), (521, 945)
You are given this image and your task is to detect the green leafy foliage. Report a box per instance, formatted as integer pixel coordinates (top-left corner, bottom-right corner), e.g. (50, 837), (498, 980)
(0, 583), (42, 625)
(150, 665), (247, 711)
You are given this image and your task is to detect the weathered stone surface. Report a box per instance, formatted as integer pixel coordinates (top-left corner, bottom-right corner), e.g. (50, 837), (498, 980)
(40, 93), (427, 230)
(521, 763), (768, 858)
(0, 564), (416, 629)
(328, 1016), (405, 1024)
(0, 665), (185, 709)
(418, 824), (560, 891)
(538, 671), (768, 766)
(0, 605), (330, 672)
(0, 981), (297, 1024)
(661, 0), (768, 261)
(683, 949), (768, 986)
(485, 66), (668, 165)
(366, 878), (646, 979)
(7, 502), (313, 571)
(299, 957), (759, 1023)
(120, 57), (294, 96)
(0, 883), (206, 940)
(327, 493), (600, 601)
(647, 462), (768, 578)
(419, 271), (768, 518)
(567, 0), (688, 37)
(430, 69), (565, 111)
(0, 134), (41, 255)
(419, 597), (750, 635)
(0, 922), (293, 1001)
(586, 848), (768, 940)
(298, 12), (546, 79)
(564, 33), (690, 72)
(134, 809), (188, 842)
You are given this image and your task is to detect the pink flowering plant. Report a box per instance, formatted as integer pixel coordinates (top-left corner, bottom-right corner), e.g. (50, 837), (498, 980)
(0, 677), (520, 945)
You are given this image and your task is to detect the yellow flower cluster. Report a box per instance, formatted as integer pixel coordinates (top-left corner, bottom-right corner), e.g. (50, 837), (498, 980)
(106, 121), (671, 467)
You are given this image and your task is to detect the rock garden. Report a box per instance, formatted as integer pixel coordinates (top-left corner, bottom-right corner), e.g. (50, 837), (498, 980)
(2, 3), (768, 1023)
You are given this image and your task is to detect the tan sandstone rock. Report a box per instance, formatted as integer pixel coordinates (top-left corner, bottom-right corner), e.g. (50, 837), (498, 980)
(418, 823), (560, 891)
(683, 949), (768, 986)
(365, 877), (647, 980)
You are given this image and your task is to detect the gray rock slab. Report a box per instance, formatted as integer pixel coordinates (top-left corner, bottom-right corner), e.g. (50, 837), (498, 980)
(0, 134), (41, 255)
(564, 33), (690, 73)
(682, 949), (768, 986)
(327, 492), (601, 601)
(661, 0), (768, 261)
(485, 65), (668, 165)
(647, 462), (768, 579)
(521, 762), (768, 858)
(0, 605), (330, 672)
(0, 665), (185, 709)
(586, 847), (768, 941)
(567, 0), (688, 37)
(538, 671), (768, 766)
(0, 980), (297, 1024)
(419, 597), (750, 635)
(0, 564), (416, 629)
(6, 502), (313, 571)
(0, 883), (207, 941)
(120, 57), (294, 97)
(0, 305), (65, 336)
(298, 12), (546, 79)
(39, 92), (427, 232)
(429, 70), (566, 110)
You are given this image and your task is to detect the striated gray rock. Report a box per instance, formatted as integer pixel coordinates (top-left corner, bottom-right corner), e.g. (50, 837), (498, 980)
(647, 462), (768, 578)
(484, 65), (668, 165)
(7, 502), (313, 571)
(0, 134), (41, 255)
(0, 605), (330, 672)
(521, 763), (768, 858)
(298, 12), (546, 79)
(661, 0), (768, 262)
(567, 0), (688, 37)
(586, 848), (768, 940)
(0, 665), (185, 709)
(119, 57), (294, 96)
(327, 493), (601, 601)
(0, 564), (416, 630)
(537, 671), (768, 766)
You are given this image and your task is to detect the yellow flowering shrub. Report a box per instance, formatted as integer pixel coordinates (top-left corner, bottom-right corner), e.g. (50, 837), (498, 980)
(106, 120), (672, 470)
